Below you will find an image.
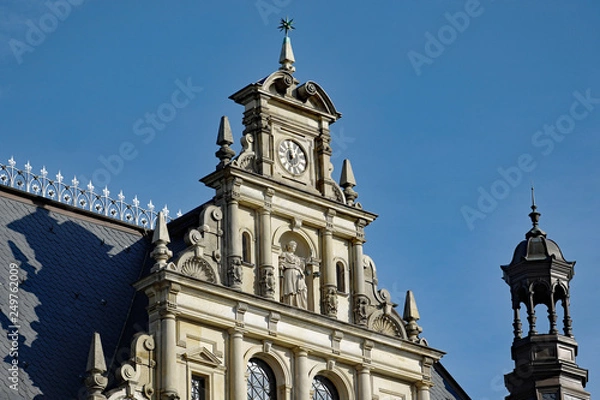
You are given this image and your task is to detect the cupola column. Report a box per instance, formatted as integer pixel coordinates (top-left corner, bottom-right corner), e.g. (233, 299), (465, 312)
(548, 293), (558, 334)
(526, 294), (536, 336)
(512, 306), (522, 340)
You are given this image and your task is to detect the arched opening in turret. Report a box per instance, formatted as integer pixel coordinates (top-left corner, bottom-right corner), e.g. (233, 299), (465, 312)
(532, 282), (551, 334)
(513, 287), (528, 339)
(554, 284), (569, 336)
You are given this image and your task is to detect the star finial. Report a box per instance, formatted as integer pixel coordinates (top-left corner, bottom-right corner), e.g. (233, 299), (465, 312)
(278, 17), (294, 37)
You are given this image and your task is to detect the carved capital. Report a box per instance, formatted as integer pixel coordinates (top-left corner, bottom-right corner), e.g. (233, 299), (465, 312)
(354, 219), (367, 240)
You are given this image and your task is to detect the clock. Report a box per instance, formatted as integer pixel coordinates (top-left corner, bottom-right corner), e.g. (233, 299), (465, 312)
(278, 139), (307, 174)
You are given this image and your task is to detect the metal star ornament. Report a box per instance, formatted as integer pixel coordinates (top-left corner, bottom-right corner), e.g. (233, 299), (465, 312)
(278, 17), (295, 37)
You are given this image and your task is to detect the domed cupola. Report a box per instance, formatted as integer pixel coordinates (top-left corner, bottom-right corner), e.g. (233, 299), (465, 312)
(501, 189), (590, 400)
(501, 192), (575, 338)
(509, 200), (568, 264)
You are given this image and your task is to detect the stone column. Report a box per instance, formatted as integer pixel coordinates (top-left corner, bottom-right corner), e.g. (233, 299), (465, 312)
(160, 312), (179, 399)
(416, 382), (432, 400)
(294, 348), (309, 400)
(321, 210), (337, 317)
(259, 189), (275, 299)
(357, 365), (372, 400)
(157, 283), (181, 400)
(226, 179), (243, 289)
(229, 328), (246, 400)
(352, 220), (368, 326)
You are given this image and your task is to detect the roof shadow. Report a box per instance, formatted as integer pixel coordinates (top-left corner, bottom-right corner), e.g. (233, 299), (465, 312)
(0, 201), (150, 399)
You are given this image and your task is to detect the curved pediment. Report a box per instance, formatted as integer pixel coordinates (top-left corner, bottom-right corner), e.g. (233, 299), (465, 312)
(257, 71), (341, 119)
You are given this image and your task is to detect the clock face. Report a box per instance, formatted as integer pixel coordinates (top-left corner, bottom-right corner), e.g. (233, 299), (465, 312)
(278, 139), (307, 174)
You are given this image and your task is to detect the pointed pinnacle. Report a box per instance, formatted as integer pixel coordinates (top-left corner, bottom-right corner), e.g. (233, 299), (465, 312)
(279, 36), (296, 73)
(152, 211), (170, 245)
(86, 332), (107, 373)
(403, 290), (420, 321)
(216, 116), (233, 146)
(340, 159), (356, 188)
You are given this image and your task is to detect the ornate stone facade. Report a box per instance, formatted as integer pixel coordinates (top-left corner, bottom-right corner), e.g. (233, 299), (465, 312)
(78, 33), (462, 400)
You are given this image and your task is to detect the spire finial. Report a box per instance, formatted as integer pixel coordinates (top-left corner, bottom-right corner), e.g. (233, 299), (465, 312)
(403, 290), (423, 342)
(216, 115), (236, 168)
(150, 211), (173, 272)
(526, 186), (546, 238)
(340, 159), (359, 206)
(278, 17), (296, 73)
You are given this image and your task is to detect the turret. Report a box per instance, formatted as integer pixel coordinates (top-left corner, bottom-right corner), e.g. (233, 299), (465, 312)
(501, 190), (590, 400)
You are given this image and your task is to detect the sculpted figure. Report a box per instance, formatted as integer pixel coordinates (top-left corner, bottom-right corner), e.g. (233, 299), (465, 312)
(280, 240), (308, 309)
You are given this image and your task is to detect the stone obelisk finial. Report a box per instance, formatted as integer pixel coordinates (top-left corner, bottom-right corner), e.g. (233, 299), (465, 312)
(403, 290), (423, 342)
(340, 159), (358, 206)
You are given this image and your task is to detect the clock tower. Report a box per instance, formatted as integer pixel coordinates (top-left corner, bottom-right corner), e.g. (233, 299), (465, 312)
(201, 23), (381, 323)
(130, 22), (449, 400)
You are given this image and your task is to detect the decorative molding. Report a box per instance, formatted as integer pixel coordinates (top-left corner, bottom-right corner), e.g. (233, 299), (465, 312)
(361, 339), (374, 364)
(330, 330), (343, 355)
(182, 346), (222, 367)
(235, 302), (248, 328)
(371, 314), (401, 337)
(267, 312), (280, 336)
(0, 157), (180, 228)
(179, 257), (216, 283)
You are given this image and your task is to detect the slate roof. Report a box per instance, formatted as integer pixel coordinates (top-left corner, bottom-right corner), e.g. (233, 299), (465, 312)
(0, 186), (150, 400)
(432, 362), (472, 400)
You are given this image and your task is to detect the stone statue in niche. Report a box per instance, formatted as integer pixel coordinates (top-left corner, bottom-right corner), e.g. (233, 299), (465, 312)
(279, 240), (308, 309)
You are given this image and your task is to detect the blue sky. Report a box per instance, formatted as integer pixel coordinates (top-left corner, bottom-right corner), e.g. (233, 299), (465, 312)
(1, 1), (599, 398)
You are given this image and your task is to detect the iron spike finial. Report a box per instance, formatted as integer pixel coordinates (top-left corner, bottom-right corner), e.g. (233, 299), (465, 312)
(526, 186), (545, 238)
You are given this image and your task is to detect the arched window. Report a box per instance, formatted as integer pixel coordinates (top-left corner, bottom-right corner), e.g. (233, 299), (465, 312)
(242, 232), (252, 264)
(335, 262), (346, 293)
(247, 358), (276, 400)
(312, 376), (339, 400)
